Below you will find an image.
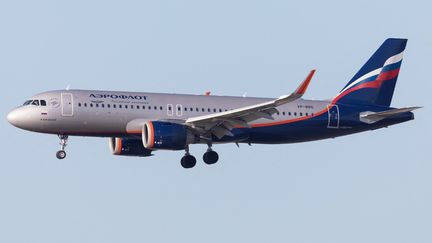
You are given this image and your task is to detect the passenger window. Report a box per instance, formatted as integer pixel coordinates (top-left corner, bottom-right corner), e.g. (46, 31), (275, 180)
(219, 109), (222, 112)
(31, 100), (39, 106)
(90, 103), (93, 107)
(168, 106), (172, 111)
(136, 105), (139, 109)
(154, 106), (157, 110)
(207, 108), (211, 112)
(130, 105), (133, 109)
(142, 105), (145, 109)
(300, 112), (303, 116)
(84, 103), (87, 107)
(305, 113), (308, 116)
(148, 106), (151, 110)
(294, 112), (297, 116)
(119, 105), (122, 108)
(78, 103), (82, 107)
(184, 107), (187, 111)
(40, 100), (47, 106)
(107, 104), (111, 108)
(196, 108), (199, 112)
(282, 112), (286, 115)
(160, 106), (163, 110)
(113, 104), (116, 108)
(96, 104), (99, 108)
(288, 112), (291, 116)
(102, 104), (105, 108)
(213, 108), (216, 112)
(190, 107), (193, 111)
(125, 105), (128, 109)
(202, 108), (205, 112)
(277, 112), (280, 115)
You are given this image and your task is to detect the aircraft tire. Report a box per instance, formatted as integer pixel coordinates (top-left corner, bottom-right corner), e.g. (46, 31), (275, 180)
(56, 150), (66, 159)
(181, 155), (196, 169)
(203, 151), (219, 165)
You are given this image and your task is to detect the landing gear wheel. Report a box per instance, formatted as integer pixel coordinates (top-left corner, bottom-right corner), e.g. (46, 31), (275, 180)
(56, 150), (66, 159)
(203, 150), (219, 165)
(56, 134), (69, 159)
(181, 155), (196, 169)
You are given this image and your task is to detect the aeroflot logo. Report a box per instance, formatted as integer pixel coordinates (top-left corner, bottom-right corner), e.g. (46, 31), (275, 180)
(89, 94), (147, 100)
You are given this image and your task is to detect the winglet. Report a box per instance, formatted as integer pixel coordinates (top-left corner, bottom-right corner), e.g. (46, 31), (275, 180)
(295, 69), (315, 95)
(275, 70), (316, 105)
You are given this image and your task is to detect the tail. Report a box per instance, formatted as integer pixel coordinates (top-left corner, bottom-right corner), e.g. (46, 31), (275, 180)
(333, 38), (407, 107)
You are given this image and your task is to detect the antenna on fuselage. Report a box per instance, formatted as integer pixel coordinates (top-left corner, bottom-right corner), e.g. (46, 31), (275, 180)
(66, 84), (71, 91)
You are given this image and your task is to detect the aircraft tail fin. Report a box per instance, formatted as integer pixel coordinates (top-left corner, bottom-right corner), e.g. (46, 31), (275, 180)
(334, 38), (407, 107)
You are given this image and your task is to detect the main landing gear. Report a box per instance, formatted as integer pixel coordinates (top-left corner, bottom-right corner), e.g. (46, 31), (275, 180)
(203, 144), (219, 165)
(180, 146), (196, 169)
(56, 135), (68, 159)
(180, 144), (219, 169)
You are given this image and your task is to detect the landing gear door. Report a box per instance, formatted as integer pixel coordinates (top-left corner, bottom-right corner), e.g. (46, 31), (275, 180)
(327, 104), (339, 128)
(61, 93), (73, 117)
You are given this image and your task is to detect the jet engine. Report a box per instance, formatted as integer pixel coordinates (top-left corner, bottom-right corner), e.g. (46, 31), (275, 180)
(142, 121), (195, 150)
(109, 137), (152, 156)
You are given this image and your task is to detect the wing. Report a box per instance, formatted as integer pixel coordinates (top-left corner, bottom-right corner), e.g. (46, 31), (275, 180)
(185, 70), (316, 138)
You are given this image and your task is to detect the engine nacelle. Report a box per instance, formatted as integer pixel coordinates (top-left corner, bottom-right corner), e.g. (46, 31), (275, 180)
(109, 137), (152, 156)
(142, 121), (194, 150)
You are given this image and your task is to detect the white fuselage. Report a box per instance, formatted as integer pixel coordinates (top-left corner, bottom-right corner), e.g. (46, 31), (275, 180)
(7, 89), (329, 138)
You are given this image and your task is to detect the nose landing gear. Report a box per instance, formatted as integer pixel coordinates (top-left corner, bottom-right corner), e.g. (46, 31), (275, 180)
(56, 135), (68, 159)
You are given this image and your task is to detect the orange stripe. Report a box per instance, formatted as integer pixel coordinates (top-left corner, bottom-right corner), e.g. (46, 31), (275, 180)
(116, 137), (122, 155)
(125, 107), (330, 134)
(148, 121), (155, 148)
(128, 130), (142, 134)
(250, 108), (328, 128)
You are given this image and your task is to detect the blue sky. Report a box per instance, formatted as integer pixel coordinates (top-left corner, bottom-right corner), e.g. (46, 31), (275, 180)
(0, 0), (431, 242)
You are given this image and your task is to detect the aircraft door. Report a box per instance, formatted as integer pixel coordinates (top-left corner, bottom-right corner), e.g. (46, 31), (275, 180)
(327, 104), (339, 128)
(176, 104), (183, 117)
(61, 93), (73, 117)
(167, 104), (173, 116)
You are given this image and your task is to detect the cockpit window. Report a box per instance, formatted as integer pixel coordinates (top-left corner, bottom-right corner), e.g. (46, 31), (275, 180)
(22, 99), (46, 106)
(23, 100), (32, 106)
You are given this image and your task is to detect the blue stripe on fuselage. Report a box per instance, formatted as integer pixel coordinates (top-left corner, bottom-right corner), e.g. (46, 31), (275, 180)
(212, 104), (414, 144)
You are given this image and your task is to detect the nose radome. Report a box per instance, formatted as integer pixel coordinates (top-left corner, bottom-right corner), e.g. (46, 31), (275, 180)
(7, 108), (26, 128)
(7, 109), (19, 126)
(7, 107), (37, 131)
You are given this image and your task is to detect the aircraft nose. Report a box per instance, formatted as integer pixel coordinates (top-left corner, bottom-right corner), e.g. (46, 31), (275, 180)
(7, 108), (26, 128)
(7, 109), (19, 126)
(7, 107), (40, 132)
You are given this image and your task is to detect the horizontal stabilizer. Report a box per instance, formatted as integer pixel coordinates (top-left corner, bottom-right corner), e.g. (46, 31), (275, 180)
(360, 106), (421, 124)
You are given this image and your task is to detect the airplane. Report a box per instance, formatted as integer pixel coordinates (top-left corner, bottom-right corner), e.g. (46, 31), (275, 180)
(7, 38), (420, 169)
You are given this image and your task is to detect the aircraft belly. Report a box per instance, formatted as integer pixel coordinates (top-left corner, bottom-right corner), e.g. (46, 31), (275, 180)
(246, 116), (338, 144)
